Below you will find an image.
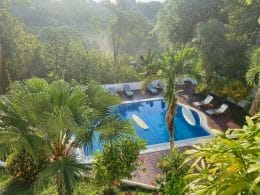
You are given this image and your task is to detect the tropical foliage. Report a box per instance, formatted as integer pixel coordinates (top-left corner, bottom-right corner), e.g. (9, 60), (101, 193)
(185, 114), (260, 194)
(155, 0), (259, 103)
(194, 19), (226, 90)
(0, 78), (133, 194)
(155, 0), (224, 47)
(0, 0), (259, 194)
(0, 0), (36, 93)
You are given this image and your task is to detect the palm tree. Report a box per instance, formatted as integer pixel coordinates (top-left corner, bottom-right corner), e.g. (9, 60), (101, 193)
(143, 48), (198, 148)
(0, 78), (133, 194)
(246, 47), (260, 116)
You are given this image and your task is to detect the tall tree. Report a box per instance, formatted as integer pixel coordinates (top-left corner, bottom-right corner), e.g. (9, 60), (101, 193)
(155, 0), (224, 47)
(194, 19), (226, 91)
(0, 0), (13, 93)
(225, 0), (260, 47)
(104, 0), (147, 77)
(40, 27), (86, 81)
(55, 0), (97, 52)
(0, 0), (42, 85)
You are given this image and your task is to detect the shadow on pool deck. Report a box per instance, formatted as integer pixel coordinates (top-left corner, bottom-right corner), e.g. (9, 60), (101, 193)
(117, 86), (241, 186)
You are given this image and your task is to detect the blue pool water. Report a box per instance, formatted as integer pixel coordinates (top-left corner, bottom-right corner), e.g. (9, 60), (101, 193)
(85, 99), (210, 155)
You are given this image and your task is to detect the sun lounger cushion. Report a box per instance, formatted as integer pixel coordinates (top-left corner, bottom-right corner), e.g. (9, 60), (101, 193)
(193, 95), (213, 107)
(206, 103), (229, 115)
(123, 84), (134, 96)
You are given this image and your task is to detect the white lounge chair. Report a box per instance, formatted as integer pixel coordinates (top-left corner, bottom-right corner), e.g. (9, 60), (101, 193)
(123, 84), (134, 97)
(193, 95), (213, 108)
(206, 103), (229, 116)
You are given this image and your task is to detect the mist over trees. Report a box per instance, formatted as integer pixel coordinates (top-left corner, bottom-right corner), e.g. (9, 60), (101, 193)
(0, 0), (259, 108)
(0, 0), (259, 194)
(0, 0), (162, 87)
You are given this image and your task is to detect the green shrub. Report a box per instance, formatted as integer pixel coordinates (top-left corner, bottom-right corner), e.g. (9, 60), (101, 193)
(155, 148), (190, 195)
(93, 136), (146, 193)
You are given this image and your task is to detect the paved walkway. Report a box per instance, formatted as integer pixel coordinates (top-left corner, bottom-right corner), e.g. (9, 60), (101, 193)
(117, 87), (240, 186)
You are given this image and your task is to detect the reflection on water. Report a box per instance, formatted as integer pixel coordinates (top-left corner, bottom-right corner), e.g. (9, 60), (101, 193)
(161, 101), (166, 109)
(146, 100), (154, 107)
(115, 102), (144, 118)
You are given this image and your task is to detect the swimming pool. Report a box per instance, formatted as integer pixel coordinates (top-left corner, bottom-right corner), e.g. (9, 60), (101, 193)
(116, 99), (210, 145)
(84, 99), (211, 156)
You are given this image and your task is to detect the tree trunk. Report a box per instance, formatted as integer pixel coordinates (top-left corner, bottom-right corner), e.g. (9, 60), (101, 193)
(166, 97), (177, 149)
(73, 27), (88, 54)
(0, 40), (10, 94)
(250, 87), (260, 116)
(205, 64), (211, 92)
(113, 40), (117, 70)
(112, 37), (117, 82)
(112, 35), (121, 82)
(112, 36), (119, 71)
(56, 175), (63, 195)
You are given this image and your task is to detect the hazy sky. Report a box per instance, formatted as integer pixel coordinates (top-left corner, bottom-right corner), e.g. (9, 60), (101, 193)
(94, 0), (164, 3)
(136, 0), (164, 2)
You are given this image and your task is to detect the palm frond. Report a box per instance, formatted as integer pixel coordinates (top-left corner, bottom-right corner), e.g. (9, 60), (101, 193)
(0, 126), (43, 160)
(84, 80), (121, 111)
(48, 80), (72, 107)
(96, 115), (134, 144)
(35, 157), (90, 194)
(24, 78), (49, 93)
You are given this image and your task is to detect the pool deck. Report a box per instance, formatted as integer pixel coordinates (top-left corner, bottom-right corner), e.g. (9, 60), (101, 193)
(117, 87), (241, 186)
